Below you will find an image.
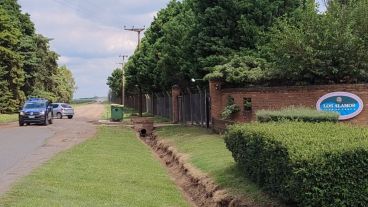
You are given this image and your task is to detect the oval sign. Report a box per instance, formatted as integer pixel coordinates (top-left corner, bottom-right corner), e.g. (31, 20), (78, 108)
(316, 92), (364, 120)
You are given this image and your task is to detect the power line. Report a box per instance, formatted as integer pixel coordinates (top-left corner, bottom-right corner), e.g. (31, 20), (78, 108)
(52, 0), (96, 19)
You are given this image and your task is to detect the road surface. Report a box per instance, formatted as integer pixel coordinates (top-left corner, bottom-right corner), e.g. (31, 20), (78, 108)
(0, 103), (104, 195)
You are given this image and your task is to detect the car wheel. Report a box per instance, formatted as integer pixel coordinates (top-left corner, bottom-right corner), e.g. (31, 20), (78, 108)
(19, 121), (24, 126)
(44, 115), (48, 126)
(27, 123), (30, 126)
(57, 112), (62, 119)
(68, 115), (73, 119)
(49, 113), (53, 124)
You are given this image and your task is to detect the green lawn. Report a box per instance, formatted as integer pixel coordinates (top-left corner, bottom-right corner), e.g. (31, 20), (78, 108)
(156, 126), (280, 206)
(0, 127), (189, 207)
(0, 114), (18, 123)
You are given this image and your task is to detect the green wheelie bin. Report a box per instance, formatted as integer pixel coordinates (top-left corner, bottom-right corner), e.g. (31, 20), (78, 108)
(111, 104), (124, 122)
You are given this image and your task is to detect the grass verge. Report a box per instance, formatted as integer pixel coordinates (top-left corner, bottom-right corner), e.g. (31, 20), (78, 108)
(0, 114), (18, 124)
(0, 127), (189, 207)
(101, 103), (111, 120)
(156, 126), (280, 206)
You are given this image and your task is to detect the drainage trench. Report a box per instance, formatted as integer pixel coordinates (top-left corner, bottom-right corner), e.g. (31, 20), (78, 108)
(141, 133), (254, 207)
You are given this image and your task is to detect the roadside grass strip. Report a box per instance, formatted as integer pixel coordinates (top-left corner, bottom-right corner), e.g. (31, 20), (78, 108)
(156, 126), (278, 206)
(0, 127), (189, 207)
(0, 114), (18, 123)
(102, 103), (112, 120)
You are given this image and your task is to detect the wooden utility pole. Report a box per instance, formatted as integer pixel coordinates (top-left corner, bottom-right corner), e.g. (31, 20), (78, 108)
(124, 26), (145, 49)
(124, 26), (145, 116)
(118, 55), (128, 106)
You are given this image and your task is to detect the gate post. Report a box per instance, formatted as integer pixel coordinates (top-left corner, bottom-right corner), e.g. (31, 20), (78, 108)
(209, 80), (222, 120)
(172, 85), (181, 123)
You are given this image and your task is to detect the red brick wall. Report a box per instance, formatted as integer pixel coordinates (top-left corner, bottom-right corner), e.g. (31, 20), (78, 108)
(209, 81), (368, 124)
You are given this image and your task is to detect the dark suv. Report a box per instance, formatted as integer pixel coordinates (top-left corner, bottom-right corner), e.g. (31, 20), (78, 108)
(19, 98), (53, 126)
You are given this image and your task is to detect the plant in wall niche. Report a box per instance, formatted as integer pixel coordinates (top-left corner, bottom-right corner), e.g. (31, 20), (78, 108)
(243, 98), (252, 111)
(221, 96), (240, 120)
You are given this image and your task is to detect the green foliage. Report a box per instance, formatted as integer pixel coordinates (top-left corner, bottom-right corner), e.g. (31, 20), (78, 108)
(262, 0), (368, 85)
(106, 68), (123, 99)
(0, 113), (17, 123)
(117, 0), (302, 96)
(115, 0), (368, 93)
(205, 55), (270, 86)
(29, 88), (57, 102)
(225, 122), (368, 206)
(243, 98), (252, 111)
(190, 0), (302, 69)
(52, 65), (76, 102)
(0, 5), (25, 112)
(221, 96), (240, 120)
(124, 0), (196, 92)
(256, 106), (339, 123)
(0, 0), (75, 112)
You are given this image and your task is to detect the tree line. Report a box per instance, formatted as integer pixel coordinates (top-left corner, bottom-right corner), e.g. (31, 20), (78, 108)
(0, 0), (76, 113)
(107, 0), (368, 98)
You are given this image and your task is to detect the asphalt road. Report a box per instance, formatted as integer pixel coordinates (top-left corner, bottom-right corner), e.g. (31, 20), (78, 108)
(0, 103), (104, 195)
(0, 126), (54, 174)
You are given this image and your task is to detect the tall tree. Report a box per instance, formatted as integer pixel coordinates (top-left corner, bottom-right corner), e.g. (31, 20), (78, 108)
(106, 68), (123, 101)
(0, 5), (25, 112)
(0, 0), (74, 112)
(53, 65), (76, 102)
(262, 0), (368, 85)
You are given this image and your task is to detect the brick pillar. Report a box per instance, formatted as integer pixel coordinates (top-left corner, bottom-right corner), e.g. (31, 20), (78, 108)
(172, 85), (181, 123)
(209, 80), (222, 120)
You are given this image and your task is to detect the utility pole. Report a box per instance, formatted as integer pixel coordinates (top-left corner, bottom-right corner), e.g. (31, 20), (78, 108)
(118, 55), (128, 106)
(124, 26), (145, 48)
(124, 26), (145, 117)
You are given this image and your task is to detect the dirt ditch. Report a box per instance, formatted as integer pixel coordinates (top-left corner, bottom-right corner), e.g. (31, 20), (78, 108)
(142, 133), (259, 207)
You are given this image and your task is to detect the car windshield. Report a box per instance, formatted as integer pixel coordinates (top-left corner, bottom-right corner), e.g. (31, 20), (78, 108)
(61, 104), (72, 108)
(24, 102), (45, 109)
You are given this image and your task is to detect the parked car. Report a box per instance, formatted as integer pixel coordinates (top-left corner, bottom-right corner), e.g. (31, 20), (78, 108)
(19, 98), (53, 126)
(52, 103), (74, 119)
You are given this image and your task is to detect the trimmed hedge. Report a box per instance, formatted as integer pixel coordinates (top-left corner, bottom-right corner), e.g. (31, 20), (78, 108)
(225, 122), (368, 206)
(256, 107), (339, 123)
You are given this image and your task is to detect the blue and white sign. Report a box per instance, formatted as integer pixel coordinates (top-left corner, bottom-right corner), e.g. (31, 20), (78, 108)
(316, 92), (364, 120)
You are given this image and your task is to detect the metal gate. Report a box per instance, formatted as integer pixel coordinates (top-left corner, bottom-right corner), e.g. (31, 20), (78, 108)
(153, 92), (172, 119)
(177, 88), (211, 128)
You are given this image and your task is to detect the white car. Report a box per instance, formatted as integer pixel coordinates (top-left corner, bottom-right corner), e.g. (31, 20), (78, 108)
(51, 103), (74, 119)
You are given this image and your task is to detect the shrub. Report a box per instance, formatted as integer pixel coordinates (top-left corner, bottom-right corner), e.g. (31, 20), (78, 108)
(221, 96), (240, 120)
(256, 106), (339, 123)
(225, 122), (368, 207)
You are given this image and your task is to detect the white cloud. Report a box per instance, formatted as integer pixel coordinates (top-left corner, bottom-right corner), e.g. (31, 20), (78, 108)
(18, 0), (169, 98)
(58, 56), (121, 98)
(29, 9), (137, 58)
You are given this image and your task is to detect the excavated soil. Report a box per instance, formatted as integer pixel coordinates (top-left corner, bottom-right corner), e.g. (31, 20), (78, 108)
(143, 133), (263, 207)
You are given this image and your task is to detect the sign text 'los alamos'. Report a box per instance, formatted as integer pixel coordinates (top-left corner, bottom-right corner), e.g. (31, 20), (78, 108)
(316, 92), (364, 120)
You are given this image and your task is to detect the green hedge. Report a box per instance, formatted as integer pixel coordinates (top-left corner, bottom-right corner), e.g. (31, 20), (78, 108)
(256, 107), (339, 123)
(225, 122), (368, 206)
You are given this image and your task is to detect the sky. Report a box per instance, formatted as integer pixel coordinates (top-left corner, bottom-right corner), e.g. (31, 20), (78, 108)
(17, 0), (325, 99)
(18, 0), (170, 99)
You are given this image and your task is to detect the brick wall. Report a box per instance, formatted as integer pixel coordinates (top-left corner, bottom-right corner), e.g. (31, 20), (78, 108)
(209, 80), (368, 125)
